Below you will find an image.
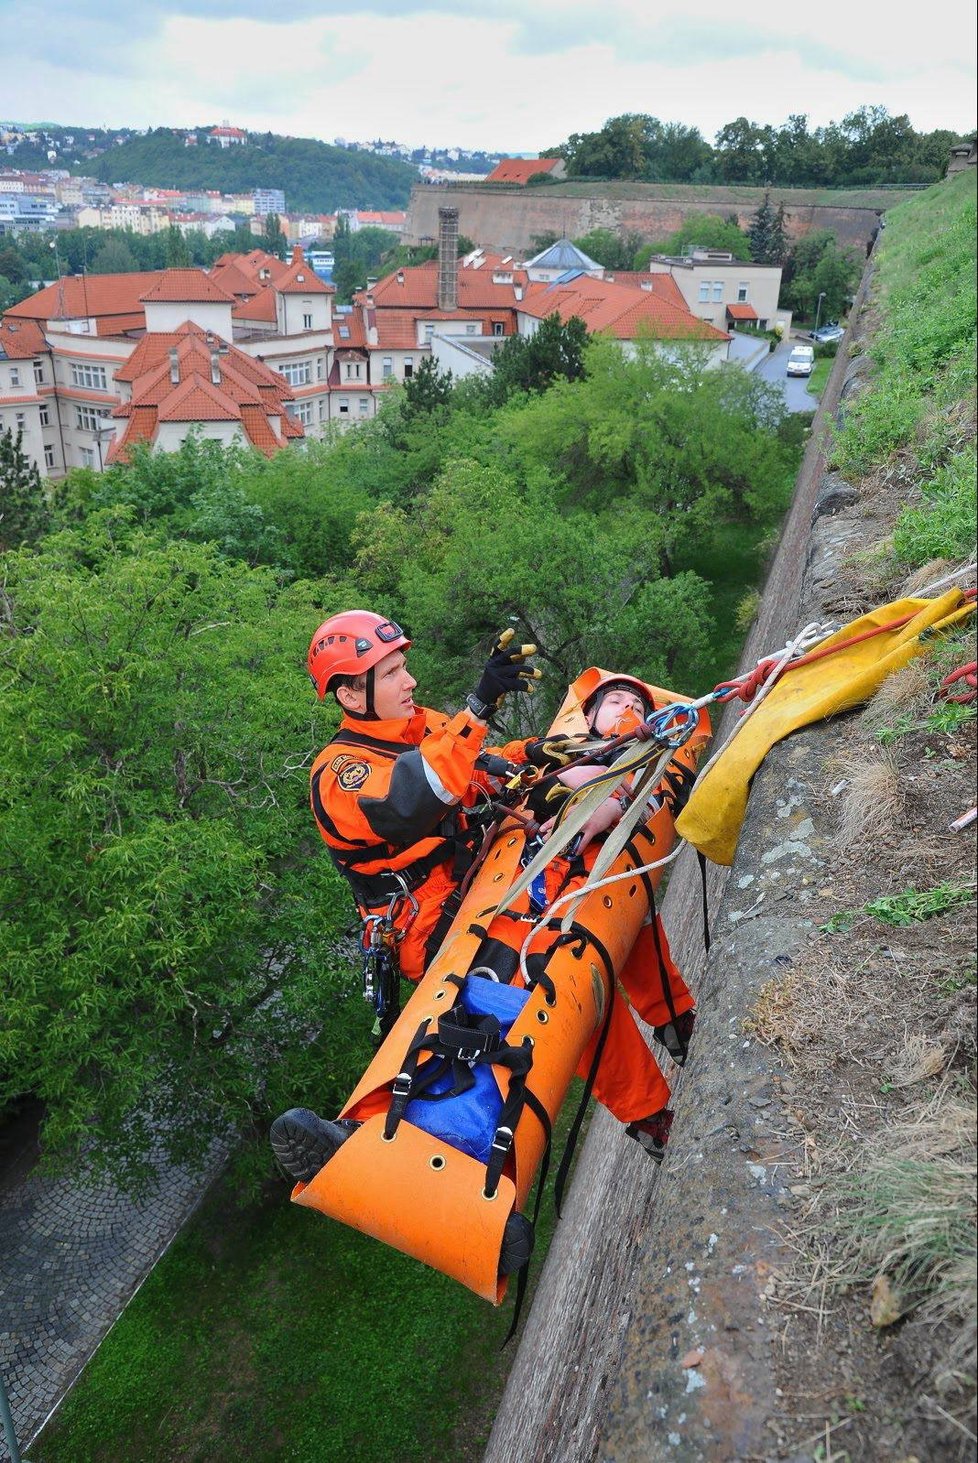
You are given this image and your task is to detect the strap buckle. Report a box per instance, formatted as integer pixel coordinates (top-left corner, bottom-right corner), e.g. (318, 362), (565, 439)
(391, 1071), (412, 1101)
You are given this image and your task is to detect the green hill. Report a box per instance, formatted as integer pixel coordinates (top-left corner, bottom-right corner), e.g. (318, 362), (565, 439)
(72, 127), (418, 213)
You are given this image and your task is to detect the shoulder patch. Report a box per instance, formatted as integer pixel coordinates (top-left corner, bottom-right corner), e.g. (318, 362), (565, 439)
(337, 760), (370, 792)
(330, 753), (353, 773)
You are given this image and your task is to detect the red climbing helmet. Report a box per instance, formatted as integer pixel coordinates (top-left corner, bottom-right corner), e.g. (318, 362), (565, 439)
(307, 611), (411, 699)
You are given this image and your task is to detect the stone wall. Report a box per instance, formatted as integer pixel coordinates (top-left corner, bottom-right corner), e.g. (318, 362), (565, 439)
(405, 183), (889, 256)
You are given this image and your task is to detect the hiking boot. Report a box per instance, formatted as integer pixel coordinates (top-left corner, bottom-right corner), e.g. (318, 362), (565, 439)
(498, 1212), (535, 1277)
(624, 1106), (674, 1163)
(270, 1108), (360, 1183)
(653, 1008), (696, 1066)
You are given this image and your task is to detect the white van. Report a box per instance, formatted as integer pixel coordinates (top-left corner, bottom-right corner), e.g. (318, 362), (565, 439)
(786, 345), (815, 377)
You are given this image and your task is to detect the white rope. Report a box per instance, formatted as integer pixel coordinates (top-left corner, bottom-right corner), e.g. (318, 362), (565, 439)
(516, 844), (686, 987)
(918, 560), (978, 595)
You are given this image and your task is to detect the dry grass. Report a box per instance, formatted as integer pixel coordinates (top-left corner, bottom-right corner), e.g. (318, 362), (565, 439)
(900, 558), (957, 596)
(824, 1086), (977, 1381)
(833, 747), (904, 850)
(860, 659), (932, 731)
(891, 1033), (949, 1088)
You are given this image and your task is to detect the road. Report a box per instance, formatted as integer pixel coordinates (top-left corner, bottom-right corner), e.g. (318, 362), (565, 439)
(754, 333), (823, 412)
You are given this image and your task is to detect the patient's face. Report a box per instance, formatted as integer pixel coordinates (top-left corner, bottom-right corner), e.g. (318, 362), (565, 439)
(591, 686), (648, 737)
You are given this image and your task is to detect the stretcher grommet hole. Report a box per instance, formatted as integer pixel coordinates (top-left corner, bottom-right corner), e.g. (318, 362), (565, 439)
(481, 1186), (498, 1201)
(602, 895), (613, 909)
(536, 1010), (549, 1025)
(433, 989), (447, 1000)
(429, 1155), (446, 1171)
(545, 993), (557, 1008)
(629, 884), (637, 897)
(381, 1132), (396, 1144)
(492, 872), (503, 882)
(526, 1036), (535, 1047)
(507, 836), (518, 847)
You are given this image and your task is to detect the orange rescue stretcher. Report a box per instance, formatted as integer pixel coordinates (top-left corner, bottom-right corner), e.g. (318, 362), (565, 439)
(290, 675), (711, 1303)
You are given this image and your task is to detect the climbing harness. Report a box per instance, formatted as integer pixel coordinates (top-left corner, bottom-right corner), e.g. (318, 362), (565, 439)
(360, 878), (418, 1040)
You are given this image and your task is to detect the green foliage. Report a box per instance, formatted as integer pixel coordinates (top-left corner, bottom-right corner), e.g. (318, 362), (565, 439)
(893, 453), (978, 566)
(0, 516), (358, 1188)
(571, 228), (646, 269)
(636, 214), (751, 264)
(781, 229), (861, 320)
(832, 172), (977, 477)
(864, 884), (975, 926)
(74, 126), (416, 212)
(479, 312), (588, 407)
(558, 107), (958, 186)
(331, 220), (400, 302)
(747, 192), (789, 264)
(0, 424), (49, 548)
(262, 212), (288, 260)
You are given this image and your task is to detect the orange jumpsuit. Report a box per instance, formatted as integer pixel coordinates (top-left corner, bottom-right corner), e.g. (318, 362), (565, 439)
(310, 704), (685, 1124)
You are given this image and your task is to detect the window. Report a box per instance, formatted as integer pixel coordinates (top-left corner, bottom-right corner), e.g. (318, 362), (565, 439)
(382, 356), (393, 380)
(423, 324), (434, 343)
(737, 283), (749, 303)
(316, 357), (325, 381)
(39, 404), (50, 427)
(338, 401), (349, 414)
(15, 411), (26, 430)
(70, 362), (108, 391)
(358, 397), (370, 415)
(712, 282), (723, 302)
(345, 362), (362, 380)
(44, 444), (56, 470)
(493, 322), (505, 337)
(75, 405), (110, 432)
(698, 281), (710, 302)
(294, 400), (314, 425)
(33, 359), (45, 385)
(279, 360), (312, 387)
(79, 446), (95, 467)
(302, 313), (313, 330)
(318, 399), (326, 422)
(10, 367), (20, 387)
(465, 323), (478, 336)
(404, 357), (414, 378)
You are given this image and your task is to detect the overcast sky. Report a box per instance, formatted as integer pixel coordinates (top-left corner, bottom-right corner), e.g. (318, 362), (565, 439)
(3, 0), (974, 152)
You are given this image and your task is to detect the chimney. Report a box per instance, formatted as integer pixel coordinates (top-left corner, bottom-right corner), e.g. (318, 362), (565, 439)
(437, 206), (458, 312)
(210, 350), (221, 385)
(168, 347), (180, 384)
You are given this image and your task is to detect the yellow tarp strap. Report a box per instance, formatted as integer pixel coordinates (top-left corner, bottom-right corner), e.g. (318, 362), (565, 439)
(676, 589), (973, 866)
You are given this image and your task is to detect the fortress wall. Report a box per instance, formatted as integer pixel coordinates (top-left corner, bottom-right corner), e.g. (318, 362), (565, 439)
(405, 185), (883, 256)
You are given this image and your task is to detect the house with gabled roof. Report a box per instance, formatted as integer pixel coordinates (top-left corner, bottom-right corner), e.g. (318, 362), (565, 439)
(484, 156), (566, 185)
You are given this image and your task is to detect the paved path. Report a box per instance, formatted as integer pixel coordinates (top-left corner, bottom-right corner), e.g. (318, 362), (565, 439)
(0, 1123), (226, 1459)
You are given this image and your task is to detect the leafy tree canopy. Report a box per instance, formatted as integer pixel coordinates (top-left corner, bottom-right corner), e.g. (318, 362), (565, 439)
(0, 515), (361, 1190)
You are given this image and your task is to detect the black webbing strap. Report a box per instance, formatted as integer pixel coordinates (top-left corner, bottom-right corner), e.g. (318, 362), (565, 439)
(384, 1017), (433, 1140)
(697, 850), (712, 952)
(552, 923), (618, 1217)
(499, 1085), (553, 1349)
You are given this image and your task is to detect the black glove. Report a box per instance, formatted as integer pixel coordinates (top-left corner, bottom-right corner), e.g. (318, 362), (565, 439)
(524, 735), (589, 770)
(660, 761), (697, 817)
(524, 779), (572, 821)
(467, 628), (540, 720)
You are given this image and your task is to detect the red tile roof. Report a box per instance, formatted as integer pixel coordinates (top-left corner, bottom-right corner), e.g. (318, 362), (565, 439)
(276, 246), (331, 296)
(232, 289), (277, 323)
(140, 270), (235, 304)
(726, 303), (759, 320)
(518, 277), (729, 343)
(0, 315), (46, 358)
(484, 157), (562, 184)
(7, 272), (162, 323)
(107, 320), (301, 463)
(363, 262), (528, 313)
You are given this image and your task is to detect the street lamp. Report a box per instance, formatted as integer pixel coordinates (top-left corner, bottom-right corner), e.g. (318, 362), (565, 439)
(814, 291), (826, 336)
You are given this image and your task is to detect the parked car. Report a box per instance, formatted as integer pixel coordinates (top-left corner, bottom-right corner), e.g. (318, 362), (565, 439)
(810, 323), (845, 343)
(786, 345), (816, 377)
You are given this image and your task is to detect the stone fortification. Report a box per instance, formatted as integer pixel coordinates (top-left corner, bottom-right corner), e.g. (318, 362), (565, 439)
(405, 182), (894, 256)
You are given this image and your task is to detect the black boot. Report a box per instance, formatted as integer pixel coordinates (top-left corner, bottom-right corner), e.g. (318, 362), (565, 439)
(653, 1008), (696, 1066)
(624, 1106), (674, 1163)
(270, 1108), (360, 1183)
(498, 1212), (535, 1276)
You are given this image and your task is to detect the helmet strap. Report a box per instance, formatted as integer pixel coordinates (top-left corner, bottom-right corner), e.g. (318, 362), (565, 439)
(343, 667), (377, 720)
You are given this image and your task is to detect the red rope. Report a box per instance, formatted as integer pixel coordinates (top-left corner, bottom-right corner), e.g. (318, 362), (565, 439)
(715, 587), (977, 705)
(940, 662), (977, 704)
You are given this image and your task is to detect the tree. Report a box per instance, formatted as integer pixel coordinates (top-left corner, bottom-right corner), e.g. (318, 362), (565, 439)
(781, 231), (860, 320)
(481, 313), (589, 406)
(636, 214), (751, 264)
(713, 117), (772, 183)
(572, 229), (645, 270)
(747, 192), (789, 264)
(0, 424), (49, 549)
(164, 225), (191, 267)
(0, 244), (26, 283)
(402, 355), (454, 418)
(90, 236), (140, 273)
(0, 517), (359, 1190)
(262, 212), (288, 259)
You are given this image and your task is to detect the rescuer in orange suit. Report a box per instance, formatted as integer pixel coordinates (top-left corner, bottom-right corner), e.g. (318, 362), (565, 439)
(272, 613), (687, 1183)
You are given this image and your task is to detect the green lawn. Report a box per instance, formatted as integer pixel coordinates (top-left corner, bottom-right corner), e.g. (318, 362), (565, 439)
(29, 1095), (588, 1463)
